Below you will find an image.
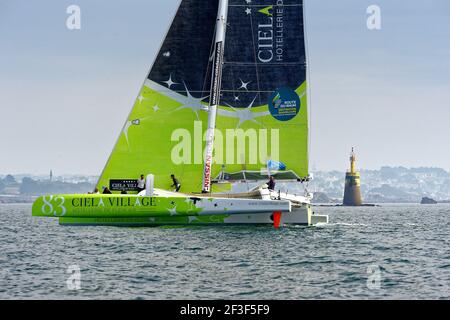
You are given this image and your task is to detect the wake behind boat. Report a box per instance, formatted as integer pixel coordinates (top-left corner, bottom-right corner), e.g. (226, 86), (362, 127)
(32, 0), (328, 227)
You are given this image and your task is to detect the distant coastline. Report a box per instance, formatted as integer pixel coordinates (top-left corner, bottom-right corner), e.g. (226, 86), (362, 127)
(0, 195), (38, 204)
(0, 174), (95, 204)
(2, 166), (450, 204)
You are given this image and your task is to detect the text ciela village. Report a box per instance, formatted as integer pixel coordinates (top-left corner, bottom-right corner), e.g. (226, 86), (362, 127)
(71, 197), (157, 208)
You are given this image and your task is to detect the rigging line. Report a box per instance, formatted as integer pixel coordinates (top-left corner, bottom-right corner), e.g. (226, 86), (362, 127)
(221, 89), (279, 93)
(303, 0), (313, 177)
(229, 4), (301, 8)
(224, 62), (302, 66)
(248, 5), (263, 108)
(229, 65), (237, 101)
(164, 89), (296, 94)
(202, 12), (219, 102)
(224, 8), (238, 106)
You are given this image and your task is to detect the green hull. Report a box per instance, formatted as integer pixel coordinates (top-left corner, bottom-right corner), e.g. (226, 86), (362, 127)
(32, 194), (314, 227)
(32, 194), (204, 218)
(57, 210), (312, 227)
(31, 194), (307, 227)
(58, 215), (231, 226)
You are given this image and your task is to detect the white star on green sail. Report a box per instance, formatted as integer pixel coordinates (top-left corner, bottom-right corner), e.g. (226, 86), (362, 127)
(122, 117), (151, 148)
(220, 96), (270, 128)
(171, 82), (208, 120)
(145, 80), (209, 118)
(136, 93), (155, 109)
(122, 120), (135, 147)
(137, 94), (146, 104)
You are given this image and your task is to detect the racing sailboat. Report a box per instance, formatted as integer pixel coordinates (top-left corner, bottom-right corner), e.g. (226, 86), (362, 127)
(32, 0), (328, 227)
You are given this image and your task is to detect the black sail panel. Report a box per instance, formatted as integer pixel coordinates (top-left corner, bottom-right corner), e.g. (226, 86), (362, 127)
(213, 0), (309, 181)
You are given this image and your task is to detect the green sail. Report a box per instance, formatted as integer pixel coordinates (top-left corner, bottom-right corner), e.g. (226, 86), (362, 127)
(97, 0), (309, 193)
(97, 0), (219, 193)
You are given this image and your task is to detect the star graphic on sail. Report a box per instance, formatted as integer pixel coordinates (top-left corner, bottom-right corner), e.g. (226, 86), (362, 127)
(219, 96), (270, 128)
(122, 117), (151, 148)
(171, 82), (208, 120)
(153, 105), (160, 112)
(238, 79), (251, 91)
(245, 8), (252, 15)
(137, 94), (148, 104)
(122, 119), (138, 147)
(162, 73), (179, 89)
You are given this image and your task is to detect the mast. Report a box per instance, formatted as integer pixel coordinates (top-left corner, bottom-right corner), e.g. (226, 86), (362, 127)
(202, 0), (229, 193)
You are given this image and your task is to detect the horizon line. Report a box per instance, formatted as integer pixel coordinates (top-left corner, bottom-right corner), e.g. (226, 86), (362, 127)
(1, 165), (449, 177)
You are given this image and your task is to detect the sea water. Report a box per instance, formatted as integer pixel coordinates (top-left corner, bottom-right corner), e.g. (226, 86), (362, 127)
(0, 203), (448, 299)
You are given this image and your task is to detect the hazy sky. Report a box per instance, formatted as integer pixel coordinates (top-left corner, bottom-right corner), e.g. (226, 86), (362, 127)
(1, 0), (449, 175)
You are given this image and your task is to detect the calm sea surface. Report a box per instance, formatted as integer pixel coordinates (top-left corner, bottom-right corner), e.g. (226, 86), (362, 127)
(0, 203), (449, 300)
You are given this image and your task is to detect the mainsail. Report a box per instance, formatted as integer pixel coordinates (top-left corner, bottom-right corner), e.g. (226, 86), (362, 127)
(97, 0), (309, 194)
(212, 0), (309, 183)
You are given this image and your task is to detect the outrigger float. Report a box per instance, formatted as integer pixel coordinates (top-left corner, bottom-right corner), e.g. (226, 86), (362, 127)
(32, 0), (328, 227)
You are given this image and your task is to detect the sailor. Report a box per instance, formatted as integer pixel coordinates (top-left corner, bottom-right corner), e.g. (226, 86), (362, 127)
(102, 187), (112, 194)
(171, 174), (181, 192)
(88, 187), (100, 195)
(137, 174), (146, 192)
(267, 176), (276, 191)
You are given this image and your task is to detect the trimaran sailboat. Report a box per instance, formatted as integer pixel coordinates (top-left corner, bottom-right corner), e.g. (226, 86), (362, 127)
(32, 0), (328, 227)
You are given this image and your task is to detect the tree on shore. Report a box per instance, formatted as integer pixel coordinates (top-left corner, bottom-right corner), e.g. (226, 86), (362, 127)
(19, 177), (94, 196)
(3, 175), (16, 185)
(19, 177), (39, 195)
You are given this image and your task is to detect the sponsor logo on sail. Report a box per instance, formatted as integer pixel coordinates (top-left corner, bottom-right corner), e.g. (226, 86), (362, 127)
(268, 87), (301, 121)
(257, 1), (285, 63)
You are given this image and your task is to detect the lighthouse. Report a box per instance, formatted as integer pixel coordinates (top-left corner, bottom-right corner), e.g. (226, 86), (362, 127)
(343, 148), (363, 206)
